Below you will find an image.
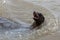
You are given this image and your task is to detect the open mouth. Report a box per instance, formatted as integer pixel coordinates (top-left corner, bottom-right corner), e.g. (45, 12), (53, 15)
(33, 11), (39, 20)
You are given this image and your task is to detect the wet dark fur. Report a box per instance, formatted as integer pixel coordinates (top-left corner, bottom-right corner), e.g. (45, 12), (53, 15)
(31, 11), (45, 29)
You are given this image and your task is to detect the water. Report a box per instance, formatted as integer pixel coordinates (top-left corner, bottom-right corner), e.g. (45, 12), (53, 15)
(0, 0), (58, 40)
